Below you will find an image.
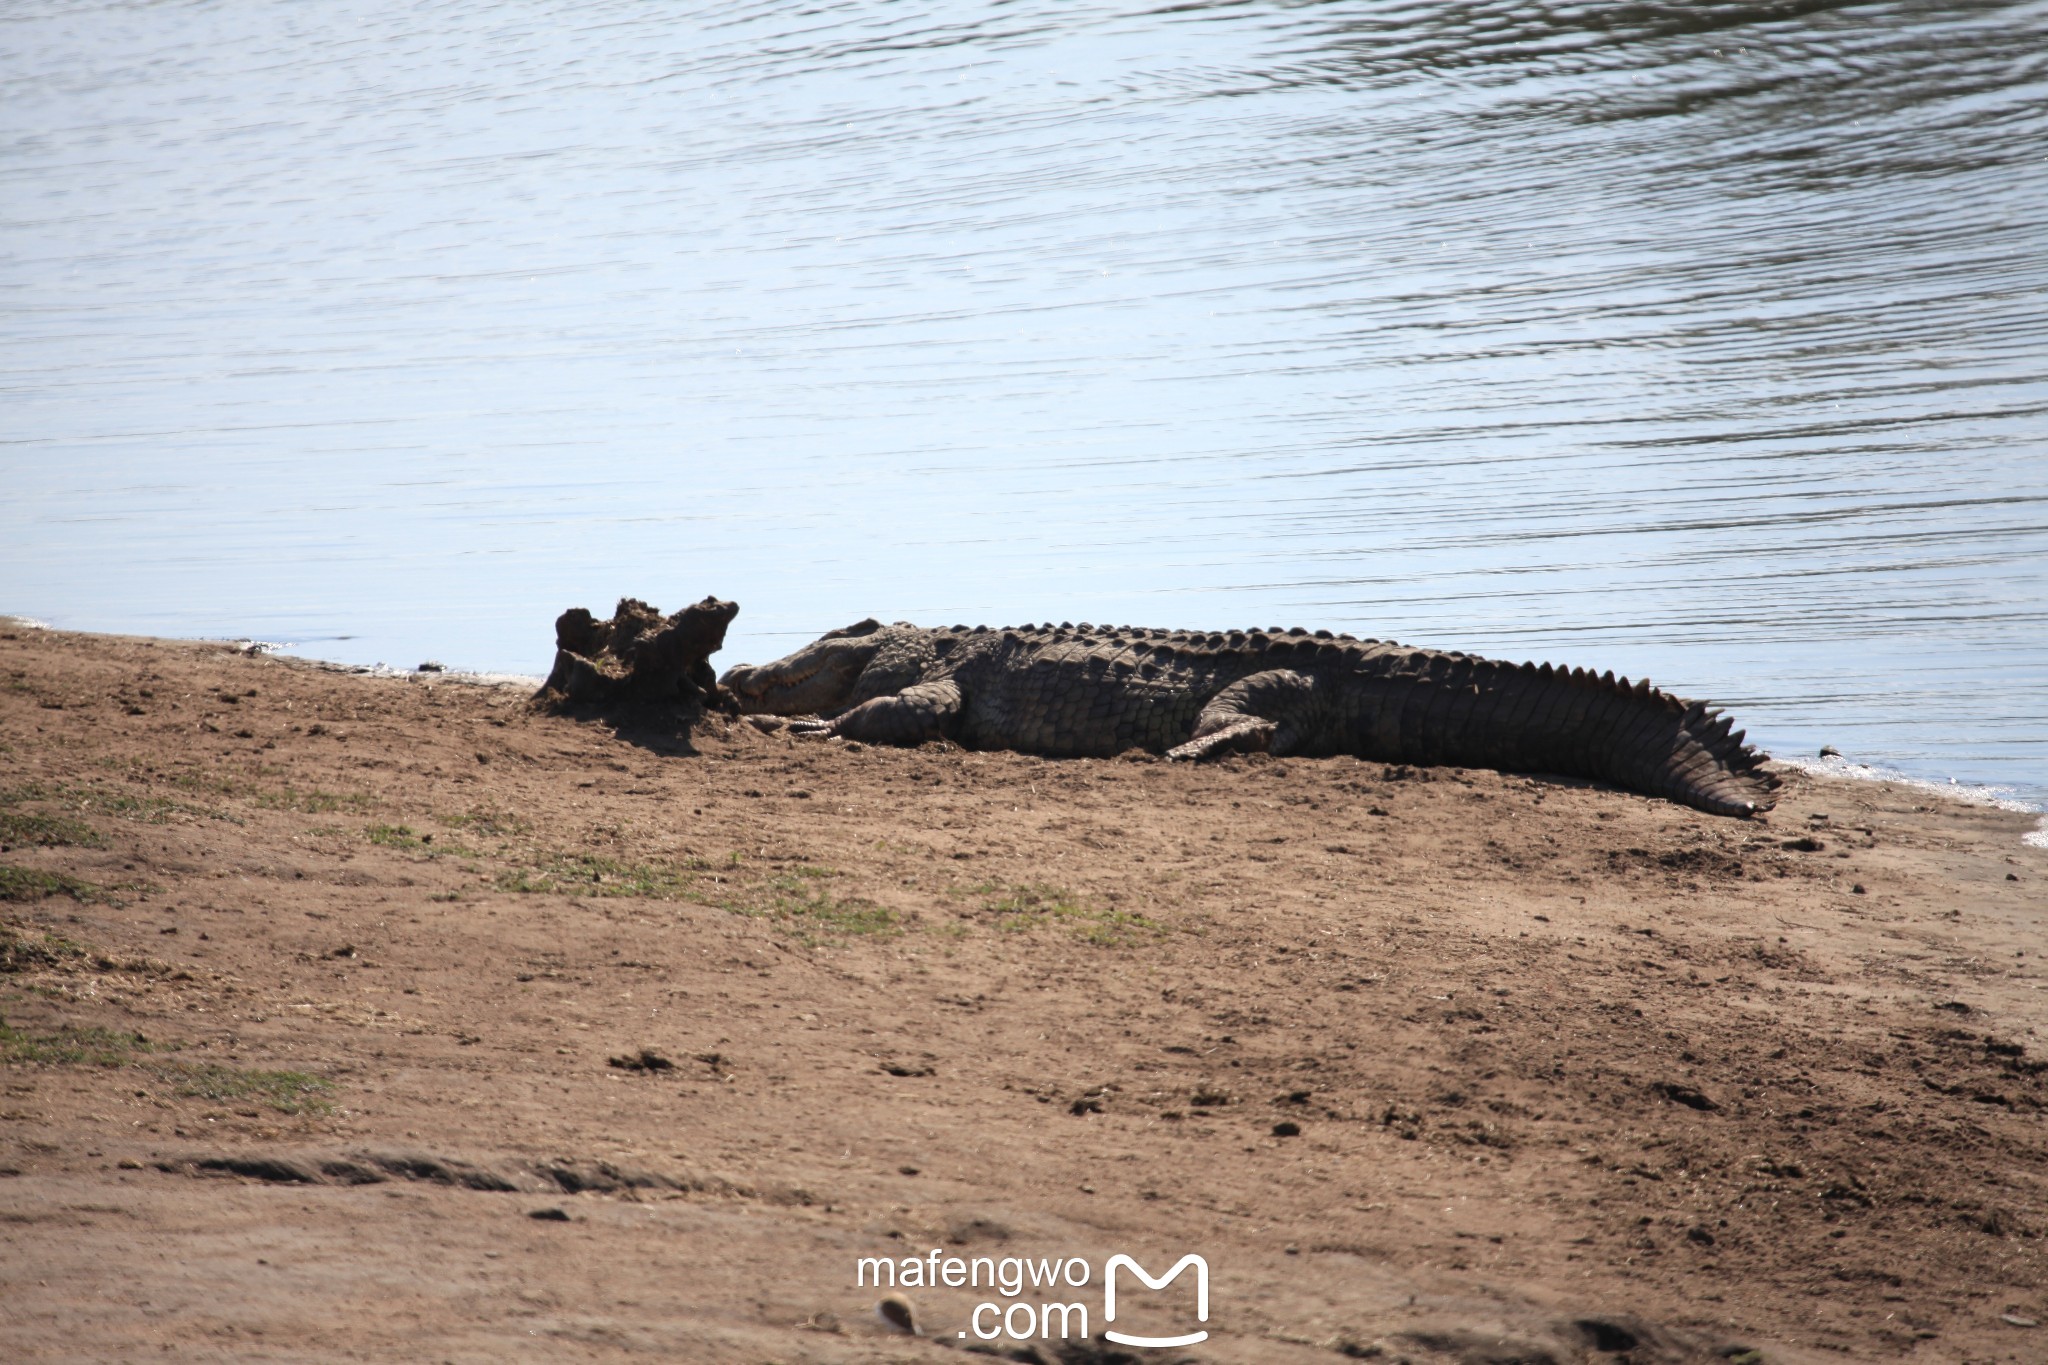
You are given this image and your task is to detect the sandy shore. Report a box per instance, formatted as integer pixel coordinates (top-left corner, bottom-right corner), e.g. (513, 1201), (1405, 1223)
(2, 625), (2044, 1363)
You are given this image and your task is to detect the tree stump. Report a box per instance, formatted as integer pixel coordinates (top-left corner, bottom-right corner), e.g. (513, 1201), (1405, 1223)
(534, 595), (738, 724)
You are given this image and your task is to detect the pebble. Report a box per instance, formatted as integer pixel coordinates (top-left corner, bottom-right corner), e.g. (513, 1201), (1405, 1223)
(876, 1291), (919, 1335)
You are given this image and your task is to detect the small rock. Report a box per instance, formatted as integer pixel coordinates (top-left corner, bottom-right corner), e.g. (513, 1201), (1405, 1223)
(1819, 745), (1841, 757)
(1273, 1121), (1302, 1137)
(529, 1207), (571, 1222)
(608, 1049), (675, 1072)
(876, 1291), (920, 1335)
(1652, 1081), (1719, 1111)
(2000, 1313), (2038, 1327)
(416, 661), (445, 672)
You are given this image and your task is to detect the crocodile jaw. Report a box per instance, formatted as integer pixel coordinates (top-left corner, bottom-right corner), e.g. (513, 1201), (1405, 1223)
(719, 619), (884, 715)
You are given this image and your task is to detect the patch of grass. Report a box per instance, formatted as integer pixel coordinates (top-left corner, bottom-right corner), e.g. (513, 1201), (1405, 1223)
(0, 1019), (332, 1113)
(146, 767), (374, 815)
(365, 824), (480, 859)
(4, 779), (231, 827)
(0, 865), (110, 904)
(160, 770), (246, 800)
(0, 809), (103, 848)
(496, 848), (887, 938)
(164, 1063), (332, 1114)
(0, 924), (90, 973)
(789, 899), (898, 938)
(438, 806), (532, 838)
(497, 851), (701, 899)
(978, 883), (1162, 945)
(94, 789), (231, 824)
(722, 871), (897, 941)
(253, 786), (379, 815)
(0, 1020), (158, 1067)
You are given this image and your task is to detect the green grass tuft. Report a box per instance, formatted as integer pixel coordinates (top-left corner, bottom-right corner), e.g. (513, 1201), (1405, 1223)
(0, 865), (110, 904)
(0, 809), (103, 848)
(366, 825), (475, 858)
(978, 883), (1162, 945)
(438, 806), (532, 838)
(0, 924), (90, 972)
(165, 1063), (333, 1114)
(497, 851), (701, 899)
(495, 847), (888, 939)
(0, 1020), (155, 1066)
(0, 1020), (332, 1113)
(253, 786), (379, 815)
(3, 780), (232, 827)
(721, 871), (897, 941)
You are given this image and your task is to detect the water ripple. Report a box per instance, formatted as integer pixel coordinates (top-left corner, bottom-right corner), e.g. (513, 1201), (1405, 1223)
(2, 0), (2043, 797)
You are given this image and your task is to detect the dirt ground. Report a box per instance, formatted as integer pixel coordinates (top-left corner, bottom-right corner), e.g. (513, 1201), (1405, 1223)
(2, 624), (2044, 1364)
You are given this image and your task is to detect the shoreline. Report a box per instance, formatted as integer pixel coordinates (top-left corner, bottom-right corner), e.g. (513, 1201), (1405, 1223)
(8, 613), (2043, 822)
(3, 624), (2045, 1362)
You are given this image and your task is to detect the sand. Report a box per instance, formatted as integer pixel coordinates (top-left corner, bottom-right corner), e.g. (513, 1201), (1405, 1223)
(2, 624), (2044, 1363)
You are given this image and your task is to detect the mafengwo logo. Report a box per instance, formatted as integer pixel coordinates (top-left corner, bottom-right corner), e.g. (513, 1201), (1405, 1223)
(856, 1248), (1210, 1346)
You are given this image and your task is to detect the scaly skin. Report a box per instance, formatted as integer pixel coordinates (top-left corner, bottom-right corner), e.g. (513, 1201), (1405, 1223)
(720, 619), (1779, 817)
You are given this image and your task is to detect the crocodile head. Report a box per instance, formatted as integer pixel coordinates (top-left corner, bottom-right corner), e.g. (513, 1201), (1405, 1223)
(720, 618), (916, 715)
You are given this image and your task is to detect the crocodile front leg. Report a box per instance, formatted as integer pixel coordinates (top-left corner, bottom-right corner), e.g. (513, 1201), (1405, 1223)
(1166, 670), (1317, 761)
(790, 679), (964, 746)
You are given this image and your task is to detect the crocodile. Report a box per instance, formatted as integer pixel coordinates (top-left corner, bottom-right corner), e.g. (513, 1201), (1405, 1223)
(719, 619), (1778, 817)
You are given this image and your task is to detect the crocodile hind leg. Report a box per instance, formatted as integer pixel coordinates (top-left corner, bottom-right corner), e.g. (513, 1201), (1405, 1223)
(1167, 670), (1317, 761)
(790, 679), (963, 746)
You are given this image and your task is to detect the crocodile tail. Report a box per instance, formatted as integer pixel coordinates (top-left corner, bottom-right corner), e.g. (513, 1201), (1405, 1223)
(1528, 662), (1777, 816)
(1394, 655), (1778, 817)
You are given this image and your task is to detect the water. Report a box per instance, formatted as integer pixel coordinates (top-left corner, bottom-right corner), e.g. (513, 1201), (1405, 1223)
(4, 0), (2045, 801)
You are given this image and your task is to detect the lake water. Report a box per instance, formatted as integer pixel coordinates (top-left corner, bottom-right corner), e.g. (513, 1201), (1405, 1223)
(4, 1), (2045, 802)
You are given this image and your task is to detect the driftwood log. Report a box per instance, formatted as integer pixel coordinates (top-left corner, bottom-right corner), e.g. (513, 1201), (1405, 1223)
(535, 595), (738, 721)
